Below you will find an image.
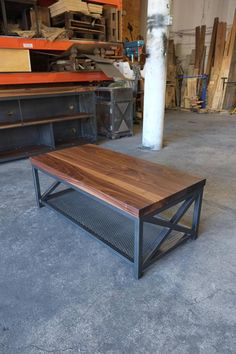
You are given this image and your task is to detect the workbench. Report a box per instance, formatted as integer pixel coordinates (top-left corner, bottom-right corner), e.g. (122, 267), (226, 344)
(31, 145), (206, 279)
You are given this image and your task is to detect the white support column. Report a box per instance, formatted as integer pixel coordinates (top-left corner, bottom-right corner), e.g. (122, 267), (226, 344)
(142, 0), (172, 150)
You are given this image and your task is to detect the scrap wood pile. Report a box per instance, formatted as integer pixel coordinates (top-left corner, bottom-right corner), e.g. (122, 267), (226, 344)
(181, 9), (236, 112)
(49, 0), (103, 19)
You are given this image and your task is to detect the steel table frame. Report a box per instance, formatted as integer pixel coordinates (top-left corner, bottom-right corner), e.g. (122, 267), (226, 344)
(32, 166), (205, 279)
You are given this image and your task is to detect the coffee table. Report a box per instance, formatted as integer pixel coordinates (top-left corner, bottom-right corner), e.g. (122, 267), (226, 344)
(31, 145), (206, 278)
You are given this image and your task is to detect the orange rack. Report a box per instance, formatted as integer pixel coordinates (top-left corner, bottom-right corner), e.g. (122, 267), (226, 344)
(0, 72), (110, 85)
(0, 0), (122, 85)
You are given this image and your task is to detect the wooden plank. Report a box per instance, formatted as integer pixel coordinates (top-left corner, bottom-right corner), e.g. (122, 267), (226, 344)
(31, 145), (206, 217)
(223, 40), (236, 110)
(69, 24), (105, 35)
(211, 10), (236, 110)
(195, 26), (201, 69)
(49, 0), (89, 17)
(0, 113), (92, 130)
(0, 49), (31, 72)
(206, 17), (219, 77)
(198, 25), (206, 75)
(214, 22), (227, 68)
(207, 21), (227, 108)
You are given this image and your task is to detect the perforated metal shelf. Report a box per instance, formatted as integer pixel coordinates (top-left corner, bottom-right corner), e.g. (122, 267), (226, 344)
(43, 189), (184, 262)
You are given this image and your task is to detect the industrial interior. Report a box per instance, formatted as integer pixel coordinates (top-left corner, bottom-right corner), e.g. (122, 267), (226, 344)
(0, 0), (236, 353)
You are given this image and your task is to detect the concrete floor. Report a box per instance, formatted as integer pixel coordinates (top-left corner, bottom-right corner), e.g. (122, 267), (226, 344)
(0, 111), (236, 354)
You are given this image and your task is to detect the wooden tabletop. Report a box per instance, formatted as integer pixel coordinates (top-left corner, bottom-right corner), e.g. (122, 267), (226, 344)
(31, 145), (206, 217)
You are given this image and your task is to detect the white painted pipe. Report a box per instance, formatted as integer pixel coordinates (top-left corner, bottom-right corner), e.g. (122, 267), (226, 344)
(142, 0), (172, 150)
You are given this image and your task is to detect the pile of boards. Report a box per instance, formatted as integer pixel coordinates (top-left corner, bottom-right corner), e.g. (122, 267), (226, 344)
(87, 3), (103, 18)
(49, 0), (103, 19)
(181, 9), (236, 112)
(207, 11), (236, 111)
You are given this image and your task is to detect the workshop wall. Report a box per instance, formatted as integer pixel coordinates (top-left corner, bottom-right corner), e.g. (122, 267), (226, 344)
(172, 0), (236, 69)
(123, 0), (141, 41)
(140, 0), (236, 70)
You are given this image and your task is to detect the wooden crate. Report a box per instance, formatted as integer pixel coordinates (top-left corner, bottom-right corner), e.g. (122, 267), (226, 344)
(0, 49), (31, 72)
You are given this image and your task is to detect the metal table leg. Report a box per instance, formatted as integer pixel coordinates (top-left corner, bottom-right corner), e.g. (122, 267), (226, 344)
(32, 167), (43, 208)
(134, 218), (143, 279)
(192, 188), (204, 239)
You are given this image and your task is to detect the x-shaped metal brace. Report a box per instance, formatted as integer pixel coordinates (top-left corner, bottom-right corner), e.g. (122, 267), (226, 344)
(134, 189), (204, 278)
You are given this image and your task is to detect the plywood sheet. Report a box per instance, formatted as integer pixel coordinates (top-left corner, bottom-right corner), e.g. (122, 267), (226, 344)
(0, 49), (31, 72)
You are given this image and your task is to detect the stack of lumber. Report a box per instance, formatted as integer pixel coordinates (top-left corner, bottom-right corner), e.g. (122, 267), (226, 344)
(49, 0), (89, 18)
(181, 25), (206, 109)
(207, 10), (236, 111)
(180, 9), (236, 112)
(87, 3), (103, 18)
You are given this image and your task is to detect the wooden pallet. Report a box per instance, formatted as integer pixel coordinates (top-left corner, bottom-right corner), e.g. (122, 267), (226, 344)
(51, 11), (106, 40)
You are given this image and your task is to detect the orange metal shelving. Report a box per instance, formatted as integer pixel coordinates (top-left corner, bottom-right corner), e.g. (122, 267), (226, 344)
(0, 37), (121, 51)
(0, 0), (122, 85)
(0, 72), (110, 85)
(89, 0), (122, 9)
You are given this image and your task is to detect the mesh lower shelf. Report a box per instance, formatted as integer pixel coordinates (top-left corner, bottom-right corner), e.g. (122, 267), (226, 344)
(44, 189), (185, 262)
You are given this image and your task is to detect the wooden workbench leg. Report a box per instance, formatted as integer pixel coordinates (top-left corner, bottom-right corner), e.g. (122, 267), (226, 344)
(134, 219), (143, 279)
(192, 189), (204, 240)
(32, 167), (43, 208)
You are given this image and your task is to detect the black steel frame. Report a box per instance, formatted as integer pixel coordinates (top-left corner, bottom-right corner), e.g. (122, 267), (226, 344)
(32, 166), (205, 279)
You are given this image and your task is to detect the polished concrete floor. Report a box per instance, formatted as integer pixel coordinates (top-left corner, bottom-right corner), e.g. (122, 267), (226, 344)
(0, 111), (236, 354)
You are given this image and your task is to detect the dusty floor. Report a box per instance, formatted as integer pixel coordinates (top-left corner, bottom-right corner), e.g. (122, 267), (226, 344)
(0, 111), (236, 353)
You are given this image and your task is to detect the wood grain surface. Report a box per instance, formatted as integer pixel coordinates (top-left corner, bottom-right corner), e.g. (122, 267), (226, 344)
(31, 145), (206, 217)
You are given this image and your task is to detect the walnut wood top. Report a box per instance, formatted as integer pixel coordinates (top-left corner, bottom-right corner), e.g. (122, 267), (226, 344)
(31, 145), (206, 217)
